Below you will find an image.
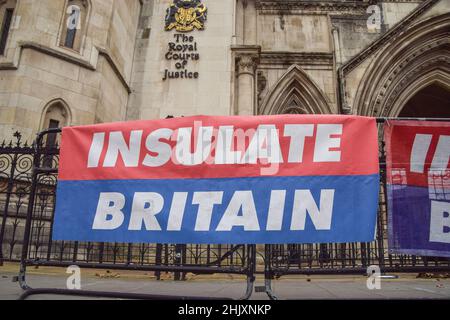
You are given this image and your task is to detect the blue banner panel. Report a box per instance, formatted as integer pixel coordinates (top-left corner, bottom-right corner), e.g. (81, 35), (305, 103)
(388, 185), (450, 257)
(53, 175), (379, 244)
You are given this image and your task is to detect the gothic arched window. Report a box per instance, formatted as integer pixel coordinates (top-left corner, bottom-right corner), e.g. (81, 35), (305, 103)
(59, 0), (89, 52)
(259, 65), (332, 115)
(40, 99), (71, 167)
(40, 99), (71, 146)
(0, 0), (16, 55)
(41, 100), (71, 132)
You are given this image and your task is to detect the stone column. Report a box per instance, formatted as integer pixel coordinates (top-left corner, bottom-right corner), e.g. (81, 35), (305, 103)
(233, 47), (260, 115)
(237, 54), (257, 115)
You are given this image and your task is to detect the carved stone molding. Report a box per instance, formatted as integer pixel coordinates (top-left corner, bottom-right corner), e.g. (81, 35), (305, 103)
(236, 54), (259, 75)
(353, 19), (450, 117)
(255, 1), (368, 15)
(381, 0), (424, 2)
(378, 54), (450, 117)
(260, 52), (334, 66)
(0, 41), (133, 94)
(232, 45), (261, 76)
(374, 39), (450, 116)
(257, 70), (267, 104)
(348, 8), (450, 116)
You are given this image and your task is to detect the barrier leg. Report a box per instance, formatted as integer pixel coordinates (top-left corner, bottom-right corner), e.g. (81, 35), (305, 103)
(240, 274), (255, 300)
(264, 278), (278, 300)
(263, 244), (278, 300)
(17, 263), (30, 290)
(239, 244), (256, 300)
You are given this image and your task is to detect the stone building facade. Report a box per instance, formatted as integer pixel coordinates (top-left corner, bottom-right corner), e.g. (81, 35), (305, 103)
(0, 0), (449, 142)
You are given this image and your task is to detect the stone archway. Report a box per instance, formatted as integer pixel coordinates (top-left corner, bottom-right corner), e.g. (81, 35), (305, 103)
(259, 65), (332, 115)
(354, 13), (450, 117)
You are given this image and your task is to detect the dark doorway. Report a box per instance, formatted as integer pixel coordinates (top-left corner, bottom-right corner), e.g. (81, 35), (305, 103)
(399, 83), (450, 118)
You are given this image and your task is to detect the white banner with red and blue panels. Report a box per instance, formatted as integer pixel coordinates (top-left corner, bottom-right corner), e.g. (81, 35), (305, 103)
(53, 115), (380, 244)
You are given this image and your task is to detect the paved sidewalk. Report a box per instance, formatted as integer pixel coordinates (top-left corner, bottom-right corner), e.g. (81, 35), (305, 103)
(1, 264), (449, 300)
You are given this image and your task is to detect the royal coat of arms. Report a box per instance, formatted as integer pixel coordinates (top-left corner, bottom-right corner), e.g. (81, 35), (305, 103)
(165, 0), (207, 32)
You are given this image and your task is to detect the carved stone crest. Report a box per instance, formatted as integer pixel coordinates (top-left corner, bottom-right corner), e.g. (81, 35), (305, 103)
(165, 0), (207, 32)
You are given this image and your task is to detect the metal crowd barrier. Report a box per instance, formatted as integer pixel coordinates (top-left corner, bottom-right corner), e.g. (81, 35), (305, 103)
(11, 128), (254, 300)
(0, 117), (449, 300)
(262, 117), (450, 299)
